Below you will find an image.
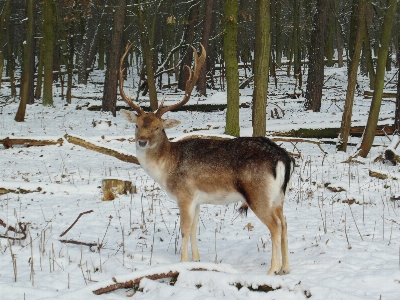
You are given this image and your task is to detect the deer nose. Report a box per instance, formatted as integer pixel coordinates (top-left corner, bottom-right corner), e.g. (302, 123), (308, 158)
(138, 140), (148, 148)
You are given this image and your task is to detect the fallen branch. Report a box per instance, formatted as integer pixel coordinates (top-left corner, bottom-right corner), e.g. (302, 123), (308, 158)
(369, 169), (388, 180)
(64, 134), (139, 164)
(0, 219), (28, 240)
(59, 239), (99, 251)
(59, 210), (94, 237)
(270, 137), (327, 154)
(0, 137), (63, 149)
(93, 271), (179, 295)
(93, 268), (217, 295)
(0, 186), (42, 196)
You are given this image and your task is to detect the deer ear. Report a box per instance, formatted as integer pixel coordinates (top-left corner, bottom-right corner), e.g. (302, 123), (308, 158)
(163, 118), (181, 129)
(120, 109), (138, 124)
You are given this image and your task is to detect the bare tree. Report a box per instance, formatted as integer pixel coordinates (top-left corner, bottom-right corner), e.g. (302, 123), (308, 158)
(304, 0), (329, 112)
(358, 0), (398, 157)
(102, 0), (126, 116)
(224, 0), (240, 137)
(252, 0), (271, 137)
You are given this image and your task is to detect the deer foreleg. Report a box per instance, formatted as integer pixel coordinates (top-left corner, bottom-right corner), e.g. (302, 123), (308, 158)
(190, 205), (200, 261)
(178, 201), (196, 262)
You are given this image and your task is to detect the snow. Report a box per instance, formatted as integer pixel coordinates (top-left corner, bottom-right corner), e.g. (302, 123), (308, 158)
(0, 62), (399, 299)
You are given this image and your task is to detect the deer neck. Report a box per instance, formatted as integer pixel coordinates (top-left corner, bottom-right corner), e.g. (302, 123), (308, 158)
(135, 133), (173, 189)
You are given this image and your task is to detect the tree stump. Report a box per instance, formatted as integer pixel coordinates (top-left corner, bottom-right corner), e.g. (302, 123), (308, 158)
(101, 178), (136, 201)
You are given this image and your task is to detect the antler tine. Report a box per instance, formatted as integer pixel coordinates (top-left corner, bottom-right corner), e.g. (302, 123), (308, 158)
(158, 94), (166, 110)
(119, 42), (144, 116)
(155, 44), (206, 117)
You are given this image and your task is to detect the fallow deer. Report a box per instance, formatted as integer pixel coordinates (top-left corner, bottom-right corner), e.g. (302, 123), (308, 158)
(119, 43), (295, 275)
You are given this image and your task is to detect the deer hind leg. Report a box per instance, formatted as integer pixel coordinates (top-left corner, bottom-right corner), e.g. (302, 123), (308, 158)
(248, 200), (283, 275)
(190, 205), (200, 261)
(266, 207), (283, 275)
(277, 205), (290, 275)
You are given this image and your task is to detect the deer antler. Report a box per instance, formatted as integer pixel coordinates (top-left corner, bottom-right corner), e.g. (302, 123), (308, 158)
(119, 42), (144, 116)
(155, 44), (206, 117)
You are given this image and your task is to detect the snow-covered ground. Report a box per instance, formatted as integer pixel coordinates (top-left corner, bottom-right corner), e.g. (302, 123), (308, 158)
(0, 64), (399, 299)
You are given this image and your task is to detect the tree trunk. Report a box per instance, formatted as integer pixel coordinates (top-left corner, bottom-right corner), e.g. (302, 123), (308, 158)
(196, 0), (213, 96)
(334, 0), (343, 67)
(5, 0), (15, 97)
(252, 0), (271, 137)
(292, 0), (301, 85)
(358, 0), (397, 158)
(98, 36), (105, 70)
(275, 0), (282, 68)
(77, 7), (97, 85)
(336, 0), (365, 152)
(15, 0), (34, 122)
(102, 0), (126, 117)
(394, 46), (400, 132)
(325, 1), (334, 67)
(304, 0), (329, 112)
(136, 0), (158, 110)
(87, 1), (104, 70)
(178, 3), (200, 91)
(66, 31), (74, 104)
(42, 0), (55, 106)
(363, 18), (375, 90)
(0, 0), (10, 89)
(224, 0), (240, 137)
(35, 39), (44, 99)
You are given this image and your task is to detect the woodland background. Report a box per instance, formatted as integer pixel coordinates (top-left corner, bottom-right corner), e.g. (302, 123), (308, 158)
(0, 0), (400, 157)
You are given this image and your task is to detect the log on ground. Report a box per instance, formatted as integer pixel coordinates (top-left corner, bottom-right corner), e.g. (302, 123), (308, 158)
(271, 124), (394, 139)
(364, 90), (397, 98)
(0, 137), (63, 148)
(64, 134), (139, 164)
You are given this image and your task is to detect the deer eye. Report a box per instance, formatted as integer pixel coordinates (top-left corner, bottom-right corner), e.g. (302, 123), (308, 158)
(135, 125), (138, 128)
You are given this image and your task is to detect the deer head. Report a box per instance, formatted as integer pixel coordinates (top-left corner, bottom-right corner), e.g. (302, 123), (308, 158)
(119, 43), (206, 150)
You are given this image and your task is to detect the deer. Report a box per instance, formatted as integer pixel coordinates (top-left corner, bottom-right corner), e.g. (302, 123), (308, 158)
(119, 43), (295, 275)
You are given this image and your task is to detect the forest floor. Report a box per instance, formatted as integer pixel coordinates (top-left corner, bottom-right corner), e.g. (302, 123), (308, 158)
(0, 63), (399, 299)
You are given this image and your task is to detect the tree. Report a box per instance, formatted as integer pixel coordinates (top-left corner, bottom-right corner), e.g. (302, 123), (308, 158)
(178, 3), (200, 92)
(292, 0), (301, 86)
(224, 0), (240, 137)
(252, 0), (271, 137)
(136, 0), (158, 111)
(15, 0), (35, 122)
(395, 48), (400, 132)
(4, 0), (15, 97)
(42, 0), (55, 106)
(0, 0), (7, 88)
(336, 0), (366, 152)
(77, 2), (97, 85)
(102, 0), (126, 117)
(304, 0), (329, 112)
(358, 0), (397, 157)
(197, 0), (214, 96)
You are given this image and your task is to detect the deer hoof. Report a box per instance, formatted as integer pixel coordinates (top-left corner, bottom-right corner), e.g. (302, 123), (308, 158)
(279, 268), (290, 275)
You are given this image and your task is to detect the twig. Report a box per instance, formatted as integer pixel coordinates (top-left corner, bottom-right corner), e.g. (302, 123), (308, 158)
(59, 210), (94, 237)
(59, 239), (99, 252)
(0, 219), (28, 240)
(348, 204), (363, 241)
